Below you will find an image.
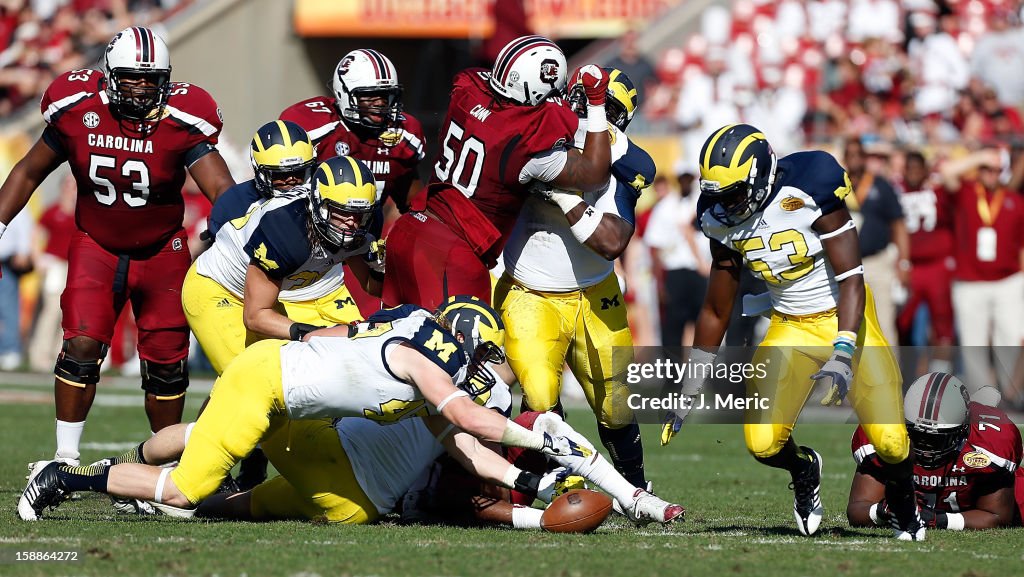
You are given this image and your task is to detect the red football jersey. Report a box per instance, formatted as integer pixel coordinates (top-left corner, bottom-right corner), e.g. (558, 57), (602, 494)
(40, 69), (222, 254)
(279, 96), (425, 210)
(420, 68), (579, 259)
(853, 403), (1022, 513)
(899, 183), (954, 264)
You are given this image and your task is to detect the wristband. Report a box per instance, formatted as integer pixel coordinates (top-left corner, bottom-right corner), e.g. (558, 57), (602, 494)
(511, 505), (544, 529)
(833, 332), (857, 356)
(681, 348), (717, 396)
(289, 322), (320, 341)
(569, 206), (603, 243)
(547, 190), (584, 214)
(868, 502), (885, 526)
(944, 512), (965, 531)
(501, 419), (545, 450)
(586, 104), (607, 133)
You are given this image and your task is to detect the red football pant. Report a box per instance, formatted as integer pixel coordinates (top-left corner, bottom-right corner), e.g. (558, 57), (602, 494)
(382, 212), (492, 310)
(897, 258), (955, 344)
(61, 230), (191, 364)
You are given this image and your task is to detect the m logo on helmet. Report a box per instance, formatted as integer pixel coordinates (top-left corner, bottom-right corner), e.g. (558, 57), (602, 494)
(540, 59), (560, 86)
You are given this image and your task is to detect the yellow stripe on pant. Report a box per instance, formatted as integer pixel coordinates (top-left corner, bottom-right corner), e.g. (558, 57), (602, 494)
(745, 284), (908, 463)
(494, 272), (635, 428)
(170, 339), (289, 505)
(250, 419), (378, 524)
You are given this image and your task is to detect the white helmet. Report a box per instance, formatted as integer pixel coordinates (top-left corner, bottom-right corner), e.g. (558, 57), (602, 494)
(904, 372), (971, 468)
(103, 27), (172, 121)
(489, 35), (566, 106)
(331, 49), (402, 132)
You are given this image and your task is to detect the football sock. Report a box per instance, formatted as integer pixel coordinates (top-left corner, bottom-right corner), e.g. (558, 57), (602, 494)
(574, 452), (639, 507)
(882, 450), (916, 508)
(511, 505), (543, 529)
(56, 463), (109, 493)
(754, 438), (813, 479)
(55, 419), (85, 462)
(111, 442), (148, 466)
(597, 421), (646, 488)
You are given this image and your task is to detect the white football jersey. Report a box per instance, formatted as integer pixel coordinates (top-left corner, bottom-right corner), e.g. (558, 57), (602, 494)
(699, 151), (853, 316)
(280, 307), (469, 421)
(503, 123), (654, 291)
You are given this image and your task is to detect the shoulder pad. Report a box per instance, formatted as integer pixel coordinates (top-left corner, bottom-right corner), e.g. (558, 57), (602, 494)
(967, 403), (1023, 469)
(41, 70), (103, 124)
(208, 180), (264, 237)
(775, 151), (851, 215)
(280, 97), (341, 141)
(367, 304), (430, 324)
(163, 83), (223, 140)
(405, 318), (467, 378)
(611, 138), (656, 192)
(243, 200), (310, 277)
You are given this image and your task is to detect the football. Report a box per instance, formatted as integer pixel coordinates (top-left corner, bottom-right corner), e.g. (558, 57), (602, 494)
(541, 489), (613, 533)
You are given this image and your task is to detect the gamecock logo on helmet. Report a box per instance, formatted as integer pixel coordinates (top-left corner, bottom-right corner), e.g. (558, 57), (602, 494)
(338, 55), (356, 75)
(540, 59), (560, 86)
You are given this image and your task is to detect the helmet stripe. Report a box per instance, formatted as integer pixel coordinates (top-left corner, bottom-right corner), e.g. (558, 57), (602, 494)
(700, 124), (739, 173)
(929, 373), (952, 422)
(364, 49), (391, 81)
(918, 372), (939, 421)
(275, 120), (292, 148)
(495, 36), (556, 85)
(133, 27), (144, 64)
(344, 155), (364, 187)
(731, 132), (766, 168)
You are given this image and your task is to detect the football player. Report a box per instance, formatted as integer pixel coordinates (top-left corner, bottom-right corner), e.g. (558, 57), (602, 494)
(849, 373), (1024, 530)
(495, 68), (654, 489)
(280, 48), (425, 316)
(19, 298), (592, 520)
(381, 35), (613, 310)
(0, 28), (235, 470)
(660, 124), (921, 540)
(185, 131), (380, 375)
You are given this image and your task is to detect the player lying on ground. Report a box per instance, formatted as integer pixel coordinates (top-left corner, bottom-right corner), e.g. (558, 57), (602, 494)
(660, 124), (922, 540)
(18, 299), (590, 520)
(848, 372), (1024, 530)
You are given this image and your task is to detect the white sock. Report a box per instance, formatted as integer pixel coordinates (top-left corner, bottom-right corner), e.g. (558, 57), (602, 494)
(511, 505), (543, 529)
(55, 419), (85, 461)
(576, 453), (638, 506)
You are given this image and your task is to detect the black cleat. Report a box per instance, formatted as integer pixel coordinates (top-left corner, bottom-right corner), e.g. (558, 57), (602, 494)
(790, 447), (824, 536)
(887, 480), (926, 541)
(18, 462), (70, 521)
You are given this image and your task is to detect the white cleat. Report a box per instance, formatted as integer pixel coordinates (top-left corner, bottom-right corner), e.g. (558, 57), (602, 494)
(26, 457), (78, 481)
(148, 502), (196, 518)
(110, 496), (157, 515)
(625, 488), (685, 526)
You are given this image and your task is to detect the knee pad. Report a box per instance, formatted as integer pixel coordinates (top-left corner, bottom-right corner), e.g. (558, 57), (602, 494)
(54, 341), (108, 387)
(872, 427), (911, 464)
(141, 359), (189, 400)
(745, 424), (786, 460)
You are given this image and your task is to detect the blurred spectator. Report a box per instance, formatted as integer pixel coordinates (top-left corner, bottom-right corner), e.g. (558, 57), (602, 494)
(28, 174), (75, 372)
(0, 209), (33, 370)
(847, 0), (902, 44)
(895, 150), (955, 370)
(940, 148), (1024, 398)
(843, 138), (908, 344)
(673, 46), (741, 173)
(605, 29), (656, 103)
(906, 9), (969, 117)
(643, 170), (709, 348)
(970, 7), (1024, 109)
(744, 64), (807, 155)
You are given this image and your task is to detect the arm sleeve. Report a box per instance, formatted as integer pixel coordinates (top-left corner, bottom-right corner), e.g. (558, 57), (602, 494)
(518, 148), (569, 184)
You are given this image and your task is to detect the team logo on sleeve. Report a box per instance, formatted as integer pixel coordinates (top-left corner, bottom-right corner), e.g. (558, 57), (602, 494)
(962, 451), (991, 469)
(253, 243), (279, 271)
(781, 196), (805, 211)
(335, 141), (350, 156)
(82, 111), (101, 129)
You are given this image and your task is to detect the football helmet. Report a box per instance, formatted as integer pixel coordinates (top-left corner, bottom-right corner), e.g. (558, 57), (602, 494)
(698, 124), (778, 226)
(249, 120), (315, 198)
(309, 156), (378, 251)
(904, 372), (970, 469)
(437, 295), (507, 397)
(332, 49), (403, 132)
(569, 67), (638, 130)
(489, 35), (566, 106)
(103, 27), (172, 122)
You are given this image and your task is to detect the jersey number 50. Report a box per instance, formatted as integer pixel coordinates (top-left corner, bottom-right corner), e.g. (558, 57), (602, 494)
(89, 154), (150, 207)
(434, 120), (485, 198)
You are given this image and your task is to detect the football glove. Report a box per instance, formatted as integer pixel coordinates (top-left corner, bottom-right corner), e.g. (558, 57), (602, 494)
(569, 65), (609, 106)
(815, 334), (856, 406)
(660, 401), (694, 447)
(870, 499), (893, 526)
(541, 433), (592, 458)
(366, 238), (386, 273)
(660, 348), (716, 446)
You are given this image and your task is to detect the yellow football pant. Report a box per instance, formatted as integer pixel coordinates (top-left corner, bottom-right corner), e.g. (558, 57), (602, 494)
(170, 339), (289, 504)
(494, 272), (634, 428)
(182, 263), (362, 374)
(250, 419), (378, 524)
(746, 285), (908, 464)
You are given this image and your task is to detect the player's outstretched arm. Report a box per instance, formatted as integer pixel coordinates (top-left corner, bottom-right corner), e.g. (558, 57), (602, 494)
(0, 136), (64, 229)
(243, 262), (312, 340)
(815, 206), (864, 336)
(188, 150), (235, 204)
(693, 240), (741, 348)
(956, 485), (1016, 529)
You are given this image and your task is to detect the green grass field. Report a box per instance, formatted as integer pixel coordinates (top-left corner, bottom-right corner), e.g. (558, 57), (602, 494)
(2, 373), (1023, 577)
